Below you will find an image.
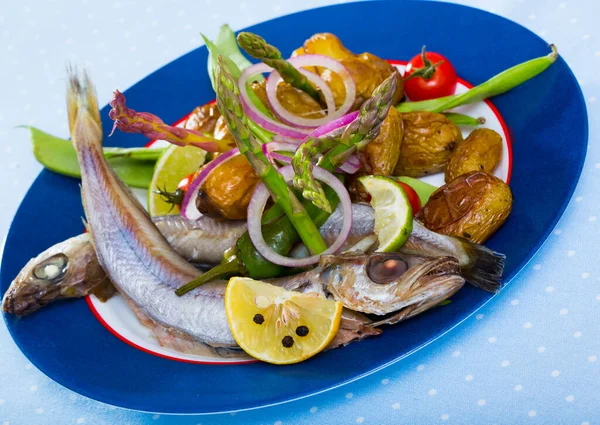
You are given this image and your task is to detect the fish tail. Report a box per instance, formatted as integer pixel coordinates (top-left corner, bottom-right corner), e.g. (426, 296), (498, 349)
(66, 66), (103, 150)
(460, 241), (506, 292)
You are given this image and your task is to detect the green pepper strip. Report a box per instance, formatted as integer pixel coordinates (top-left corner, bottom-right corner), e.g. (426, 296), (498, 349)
(397, 45), (558, 113)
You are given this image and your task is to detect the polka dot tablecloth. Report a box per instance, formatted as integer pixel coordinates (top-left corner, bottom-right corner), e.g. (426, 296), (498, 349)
(0, 0), (598, 424)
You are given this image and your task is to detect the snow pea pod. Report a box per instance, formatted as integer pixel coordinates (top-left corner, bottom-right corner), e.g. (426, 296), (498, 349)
(397, 45), (558, 113)
(444, 112), (485, 126)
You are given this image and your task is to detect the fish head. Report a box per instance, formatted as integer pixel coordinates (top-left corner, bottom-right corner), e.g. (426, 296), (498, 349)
(2, 235), (106, 316)
(318, 252), (464, 316)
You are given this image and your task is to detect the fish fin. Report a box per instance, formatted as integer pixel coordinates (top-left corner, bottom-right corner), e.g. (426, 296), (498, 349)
(66, 67), (103, 151)
(460, 241), (506, 292)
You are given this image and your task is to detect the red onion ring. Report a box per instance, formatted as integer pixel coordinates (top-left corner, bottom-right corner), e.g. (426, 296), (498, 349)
(309, 110), (359, 138)
(266, 68), (335, 128)
(247, 165), (352, 267)
(238, 63), (310, 140)
(180, 148), (240, 220)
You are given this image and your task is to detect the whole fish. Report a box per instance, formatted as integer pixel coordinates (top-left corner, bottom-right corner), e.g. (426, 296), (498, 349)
(2, 216), (247, 316)
(320, 203), (505, 292)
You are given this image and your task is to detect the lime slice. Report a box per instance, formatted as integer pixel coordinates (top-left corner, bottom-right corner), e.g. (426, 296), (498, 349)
(358, 175), (413, 252)
(148, 144), (207, 216)
(225, 277), (342, 365)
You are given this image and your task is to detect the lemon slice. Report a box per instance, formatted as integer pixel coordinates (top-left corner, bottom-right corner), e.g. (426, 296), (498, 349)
(225, 277), (343, 365)
(148, 144), (206, 216)
(358, 175), (413, 252)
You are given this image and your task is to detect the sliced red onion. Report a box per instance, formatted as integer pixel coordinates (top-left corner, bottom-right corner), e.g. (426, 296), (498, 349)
(266, 69), (335, 128)
(272, 134), (303, 145)
(238, 63), (310, 140)
(309, 110), (359, 139)
(180, 148), (240, 220)
(247, 165), (352, 267)
(288, 55), (356, 120)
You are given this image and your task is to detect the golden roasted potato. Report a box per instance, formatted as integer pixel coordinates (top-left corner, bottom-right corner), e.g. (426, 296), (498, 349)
(393, 111), (463, 177)
(297, 33), (404, 109)
(417, 171), (513, 243)
(251, 81), (325, 119)
(184, 103), (221, 133)
(445, 128), (503, 183)
(196, 155), (261, 220)
(359, 107), (404, 176)
(213, 115), (234, 142)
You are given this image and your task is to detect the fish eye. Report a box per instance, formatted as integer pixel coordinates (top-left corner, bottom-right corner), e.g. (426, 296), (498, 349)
(366, 255), (409, 284)
(33, 253), (69, 283)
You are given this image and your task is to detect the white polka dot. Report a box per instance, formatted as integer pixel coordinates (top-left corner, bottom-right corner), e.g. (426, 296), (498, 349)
(76, 418), (85, 424)
(596, 294), (600, 301)
(428, 389), (437, 396)
(3, 421), (9, 425)
(588, 355), (597, 363)
(501, 360), (510, 367)
(583, 34), (591, 40)
(152, 415), (160, 420)
(528, 410), (537, 417)
(581, 272), (589, 279)
(514, 384), (523, 392)
(441, 414), (450, 421)
(575, 196), (583, 202)
(551, 370), (560, 377)
(528, 14), (536, 20)
(391, 403), (400, 410)
(510, 299), (519, 306)
(452, 350), (461, 357)
(477, 399), (486, 406)
(30, 385), (38, 392)
(0, 399), (4, 405)
(356, 417), (364, 424)
(570, 17), (578, 23)
(345, 392), (353, 399)
(309, 407), (318, 414)
(523, 322), (533, 329)
(274, 421), (282, 425)
(596, 163), (600, 169)
(568, 250), (576, 257)
(465, 374), (474, 381)
(565, 395), (575, 402)
(35, 408), (44, 414)
(574, 331), (582, 338)
(582, 422), (590, 425)
(381, 378), (389, 385)
(553, 229), (562, 235)
(488, 337), (497, 343)
(538, 346), (546, 353)
(417, 365), (425, 371)
(546, 286), (554, 293)
(476, 314), (484, 320)
(589, 216), (597, 222)
(560, 308), (568, 315)
(559, 2), (566, 8)
(533, 263), (542, 270)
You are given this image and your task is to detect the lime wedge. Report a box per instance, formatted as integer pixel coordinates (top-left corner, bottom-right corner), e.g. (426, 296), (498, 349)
(148, 144), (207, 216)
(358, 176), (413, 252)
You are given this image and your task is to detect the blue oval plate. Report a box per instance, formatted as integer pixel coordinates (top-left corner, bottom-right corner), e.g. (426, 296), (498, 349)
(0, 1), (587, 414)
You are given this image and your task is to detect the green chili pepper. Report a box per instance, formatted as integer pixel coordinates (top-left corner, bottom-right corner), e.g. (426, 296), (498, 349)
(397, 45), (558, 113)
(25, 126), (163, 188)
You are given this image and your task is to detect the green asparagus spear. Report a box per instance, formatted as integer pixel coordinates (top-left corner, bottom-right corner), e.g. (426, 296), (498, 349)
(214, 55), (327, 256)
(237, 32), (322, 104)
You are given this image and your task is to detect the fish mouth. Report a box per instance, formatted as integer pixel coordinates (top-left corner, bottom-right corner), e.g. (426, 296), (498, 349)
(2, 281), (62, 316)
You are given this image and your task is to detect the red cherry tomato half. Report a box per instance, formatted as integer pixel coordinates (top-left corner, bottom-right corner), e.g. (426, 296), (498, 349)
(398, 182), (421, 215)
(403, 47), (457, 101)
(177, 170), (199, 193)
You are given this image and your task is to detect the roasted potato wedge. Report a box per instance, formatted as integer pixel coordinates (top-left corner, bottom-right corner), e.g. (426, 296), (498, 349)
(296, 33), (404, 109)
(417, 171), (512, 243)
(445, 128), (503, 183)
(393, 111), (463, 177)
(196, 155), (261, 220)
(184, 103), (221, 133)
(251, 80), (325, 119)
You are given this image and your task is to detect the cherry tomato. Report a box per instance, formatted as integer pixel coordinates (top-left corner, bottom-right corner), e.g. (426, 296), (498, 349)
(403, 46), (457, 101)
(398, 182), (421, 215)
(177, 170), (199, 192)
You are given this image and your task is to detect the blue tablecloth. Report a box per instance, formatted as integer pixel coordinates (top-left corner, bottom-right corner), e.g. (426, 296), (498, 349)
(0, 0), (597, 424)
